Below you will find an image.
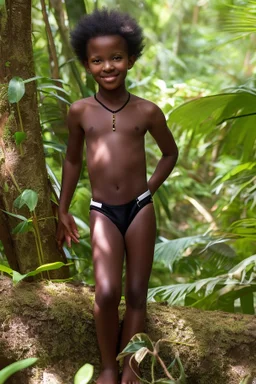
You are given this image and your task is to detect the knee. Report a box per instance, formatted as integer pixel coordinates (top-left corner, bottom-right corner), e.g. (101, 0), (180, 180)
(95, 284), (121, 310)
(125, 284), (147, 310)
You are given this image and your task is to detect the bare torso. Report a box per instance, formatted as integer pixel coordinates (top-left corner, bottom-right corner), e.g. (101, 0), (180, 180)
(78, 94), (151, 204)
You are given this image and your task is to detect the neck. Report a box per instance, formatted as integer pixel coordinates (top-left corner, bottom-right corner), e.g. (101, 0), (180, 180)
(97, 84), (128, 102)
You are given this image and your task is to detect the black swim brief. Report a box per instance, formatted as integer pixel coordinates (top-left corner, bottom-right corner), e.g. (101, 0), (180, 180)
(90, 190), (153, 236)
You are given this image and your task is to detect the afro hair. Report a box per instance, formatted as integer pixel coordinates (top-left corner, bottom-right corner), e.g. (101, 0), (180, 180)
(70, 8), (144, 63)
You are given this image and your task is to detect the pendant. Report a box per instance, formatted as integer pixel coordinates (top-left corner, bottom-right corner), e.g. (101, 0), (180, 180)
(112, 113), (116, 131)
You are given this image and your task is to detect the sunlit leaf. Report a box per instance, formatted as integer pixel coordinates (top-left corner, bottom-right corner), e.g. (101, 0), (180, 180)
(74, 363), (94, 384)
(134, 347), (149, 364)
(26, 262), (72, 277)
(12, 271), (27, 284)
(0, 265), (13, 276)
(0, 358), (37, 384)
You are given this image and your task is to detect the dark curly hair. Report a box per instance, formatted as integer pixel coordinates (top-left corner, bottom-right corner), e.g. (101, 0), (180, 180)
(70, 9), (144, 63)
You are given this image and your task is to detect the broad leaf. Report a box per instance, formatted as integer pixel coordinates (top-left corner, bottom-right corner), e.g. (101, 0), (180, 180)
(117, 333), (154, 360)
(14, 131), (27, 145)
(74, 363), (94, 384)
(12, 220), (33, 234)
(26, 262), (72, 277)
(0, 358), (37, 384)
(14, 189), (38, 212)
(0, 265), (13, 276)
(8, 77), (25, 103)
(12, 271), (28, 285)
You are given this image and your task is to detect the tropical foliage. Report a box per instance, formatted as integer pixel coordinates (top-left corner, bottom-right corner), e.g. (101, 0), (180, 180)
(0, 0), (255, 314)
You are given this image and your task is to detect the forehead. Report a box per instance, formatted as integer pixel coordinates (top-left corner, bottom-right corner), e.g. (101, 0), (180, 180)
(87, 35), (128, 56)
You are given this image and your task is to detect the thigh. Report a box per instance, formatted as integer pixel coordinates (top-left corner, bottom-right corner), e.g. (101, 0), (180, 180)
(90, 210), (125, 291)
(124, 203), (156, 293)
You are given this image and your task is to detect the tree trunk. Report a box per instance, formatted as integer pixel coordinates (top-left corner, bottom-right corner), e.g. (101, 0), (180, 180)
(0, 1), (67, 277)
(0, 276), (255, 384)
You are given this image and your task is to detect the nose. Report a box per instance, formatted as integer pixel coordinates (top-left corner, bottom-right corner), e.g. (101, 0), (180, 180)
(103, 60), (114, 72)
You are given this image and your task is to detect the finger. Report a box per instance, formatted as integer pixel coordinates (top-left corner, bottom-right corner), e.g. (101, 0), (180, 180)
(65, 226), (80, 243)
(70, 220), (80, 238)
(65, 233), (72, 248)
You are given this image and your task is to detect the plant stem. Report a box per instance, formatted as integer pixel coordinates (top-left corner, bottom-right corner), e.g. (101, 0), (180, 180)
(32, 210), (50, 279)
(16, 102), (24, 156)
(160, 338), (194, 347)
(151, 356), (156, 383)
(128, 356), (151, 384)
(154, 353), (175, 381)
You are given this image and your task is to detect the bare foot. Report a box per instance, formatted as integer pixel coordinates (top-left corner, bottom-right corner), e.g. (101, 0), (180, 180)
(96, 367), (119, 384)
(121, 360), (141, 384)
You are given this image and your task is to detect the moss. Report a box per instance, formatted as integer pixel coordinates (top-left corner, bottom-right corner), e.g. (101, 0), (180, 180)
(0, 277), (255, 384)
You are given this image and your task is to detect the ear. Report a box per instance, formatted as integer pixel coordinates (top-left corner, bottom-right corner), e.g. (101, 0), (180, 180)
(84, 61), (91, 74)
(128, 55), (136, 70)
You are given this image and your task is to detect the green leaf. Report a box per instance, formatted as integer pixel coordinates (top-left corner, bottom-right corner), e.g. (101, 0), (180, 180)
(12, 271), (27, 285)
(1, 210), (27, 221)
(14, 189), (38, 212)
(0, 265), (13, 276)
(0, 0), (5, 8)
(10, 263), (71, 285)
(154, 380), (176, 384)
(154, 235), (209, 271)
(117, 333), (154, 360)
(74, 363), (94, 384)
(14, 131), (27, 145)
(0, 358), (37, 384)
(12, 220), (33, 234)
(27, 262), (71, 277)
(8, 77), (25, 103)
(176, 355), (186, 383)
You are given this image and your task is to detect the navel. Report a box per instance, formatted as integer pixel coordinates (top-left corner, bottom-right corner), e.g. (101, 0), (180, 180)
(134, 126), (139, 131)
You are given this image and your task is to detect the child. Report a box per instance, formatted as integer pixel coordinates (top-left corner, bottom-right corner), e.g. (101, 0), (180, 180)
(56, 8), (178, 384)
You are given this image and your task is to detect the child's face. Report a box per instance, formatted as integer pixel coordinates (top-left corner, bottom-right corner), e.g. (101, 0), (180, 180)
(85, 35), (135, 90)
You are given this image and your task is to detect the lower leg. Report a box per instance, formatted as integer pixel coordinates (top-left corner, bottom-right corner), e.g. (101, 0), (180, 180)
(94, 301), (120, 384)
(120, 303), (147, 383)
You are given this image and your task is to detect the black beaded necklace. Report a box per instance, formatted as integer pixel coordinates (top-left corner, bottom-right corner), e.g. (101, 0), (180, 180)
(94, 92), (130, 131)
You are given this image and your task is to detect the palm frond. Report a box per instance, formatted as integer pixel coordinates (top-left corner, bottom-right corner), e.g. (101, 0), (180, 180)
(148, 255), (256, 310)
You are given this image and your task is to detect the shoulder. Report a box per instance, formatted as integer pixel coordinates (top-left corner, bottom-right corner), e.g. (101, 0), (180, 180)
(67, 97), (95, 128)
(68, 97), (94, 117)
(131, 95), (165, 120)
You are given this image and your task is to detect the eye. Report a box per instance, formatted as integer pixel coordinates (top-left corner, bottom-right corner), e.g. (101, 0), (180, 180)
(92, 59), (101, 64)
(113, 56), (122, 61)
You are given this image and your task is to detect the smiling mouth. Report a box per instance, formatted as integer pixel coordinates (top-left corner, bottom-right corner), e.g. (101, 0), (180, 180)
(101, 75), (118, 81)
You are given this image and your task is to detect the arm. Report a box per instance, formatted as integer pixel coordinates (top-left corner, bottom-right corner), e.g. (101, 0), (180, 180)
(57, 102), (85, 247)
(147, 104), (178, 195)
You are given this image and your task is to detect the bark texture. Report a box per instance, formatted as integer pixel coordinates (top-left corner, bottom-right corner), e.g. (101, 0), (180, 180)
(0, 1), (67, 276)
(0, 276), (255, 384)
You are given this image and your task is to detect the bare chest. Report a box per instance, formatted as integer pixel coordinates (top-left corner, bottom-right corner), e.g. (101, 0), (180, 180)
(82, 109), (148, 139)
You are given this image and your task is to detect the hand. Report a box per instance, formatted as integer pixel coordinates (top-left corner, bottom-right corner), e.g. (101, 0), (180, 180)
(56, 212), (80, 249)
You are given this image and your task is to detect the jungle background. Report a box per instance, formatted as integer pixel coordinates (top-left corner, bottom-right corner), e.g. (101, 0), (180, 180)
(0, 0), (256, 382)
